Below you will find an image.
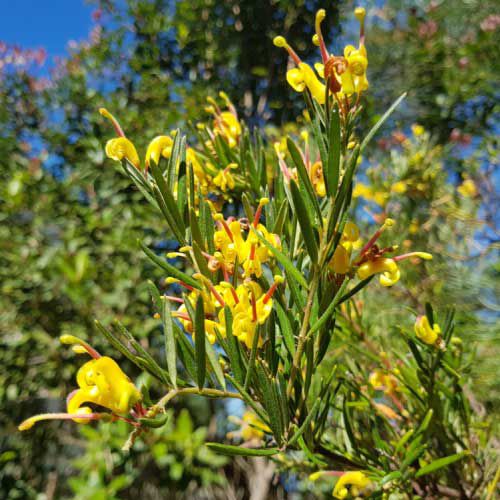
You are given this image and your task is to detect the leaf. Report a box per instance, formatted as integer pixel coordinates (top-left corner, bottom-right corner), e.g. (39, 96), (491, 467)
(244, 324), (261, 392)
(162, 298), (177, 389)
(415, 451), (470, 478)
(222, 307), (245, 385)
(251, 228), (308, 289)
(360, 93), (407, 152)
(255, 364), (284, 444)
(286, 137), (322, 224)
(275, 302), (295, 355)
(95, 320), (165, 383)
(206, 443), (279, 457)
(272, 199), (288, 235)
(325, 105), (341, 197)
(309, 278), (349, 335)
(205, 338), (226, 391)
(140, 241), (201, 290)
(149, 162), (186, 243)
(290, 180), (318, 262)
(147, 280), (162, 313)
(194, 294), (206, 389)
(287, 395), (322, 447)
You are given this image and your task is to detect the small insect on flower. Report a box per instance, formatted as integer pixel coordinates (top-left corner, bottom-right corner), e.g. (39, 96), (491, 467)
(18, 335), (143, 431)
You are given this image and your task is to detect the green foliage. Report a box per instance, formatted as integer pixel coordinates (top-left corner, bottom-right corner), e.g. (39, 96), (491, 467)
(1, 1), (498, 498)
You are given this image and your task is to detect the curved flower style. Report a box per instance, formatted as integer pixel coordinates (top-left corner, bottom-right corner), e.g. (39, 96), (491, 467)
(274, 7), (368, 103)
(415, 315), (441, 345)
(18, 335), (142, 431)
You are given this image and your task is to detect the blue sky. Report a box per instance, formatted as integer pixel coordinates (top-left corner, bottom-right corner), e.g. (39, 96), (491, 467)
(1, 0), (93, 57)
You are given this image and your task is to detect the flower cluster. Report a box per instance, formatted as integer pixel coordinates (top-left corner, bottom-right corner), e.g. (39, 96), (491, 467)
(273, 7), (368, 106)
(166, 199), (283, 348)
(101, 92), (244, 203)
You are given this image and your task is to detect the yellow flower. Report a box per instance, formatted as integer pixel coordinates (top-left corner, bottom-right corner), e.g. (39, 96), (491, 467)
(391, 180), (407, 194)
(19, 336), (141, 431)
(369, 370), (398, 395)
(457, 179), (477, 198)
(68, 356), (142, 420)
(274, 36), (326, 104)
(145, 135), (173, 168)
(333, 471), (371, 499)
(212, 163), (237, 192)
(411, 124), (425, 137)
(310, 161), (326, 197)
(414, 315), (441, 345)
(353, 183), (388, 207)
(105, 137), (140, 169)
(212, 200), (280, 278)
(205, 94), (242, 148)
(241, 411), (270, 441)
(357, 257), (401, 287)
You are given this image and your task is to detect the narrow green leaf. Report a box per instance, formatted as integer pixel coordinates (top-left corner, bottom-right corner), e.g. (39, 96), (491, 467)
(275, 302), (295, 355)
(415, 451), (470, 478)
(222, 307), (245, 385)
(309, 278), (350, 335)
(205, 338), (226, 391)
(194, 295), (206, 389)
(286, 137), (322, 224)
(290, 180), (318, 262)
(244, 324), (261, 392)
(140, 241), (201, 290)
(225, 375), (269, 425)
(272, 199), (288, 235)
(326, 105), (341, 197)
(360, 93), (407, 152)
(287, 396), (322, 447)
(147, 280), (162, 313)
(162, 298), (177, 389)
(206, 443), (279, 457)
(150, 162), (186, 237)
(251, 228), (308, 289)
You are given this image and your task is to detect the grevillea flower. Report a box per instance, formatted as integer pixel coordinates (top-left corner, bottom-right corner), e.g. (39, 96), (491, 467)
(204, 92), (242, 148)
(18, 335), (142, 431)
(414, 315), (441, 345)
(273, 7), (369, 103)
(353, 219), (432, 286)
(310, 470), (372, 499)
(101, 107), (176, 172)
(212, 198), (281, 278)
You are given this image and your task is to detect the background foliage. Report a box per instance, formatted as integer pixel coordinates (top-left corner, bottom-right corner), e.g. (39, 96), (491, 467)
(1, 0), (498, 498)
